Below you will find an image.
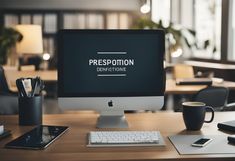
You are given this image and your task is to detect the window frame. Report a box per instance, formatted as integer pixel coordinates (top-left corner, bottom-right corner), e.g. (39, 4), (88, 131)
(190, 0), (234, 64)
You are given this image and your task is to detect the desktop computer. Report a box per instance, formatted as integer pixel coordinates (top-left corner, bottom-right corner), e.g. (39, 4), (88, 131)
(58, 30), (165, 128)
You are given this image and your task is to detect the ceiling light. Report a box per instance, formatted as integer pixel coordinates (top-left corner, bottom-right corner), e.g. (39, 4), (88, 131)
(43, 53), (51, 61)
(171, 48), (183, 58)
(140, 0), (151, 14)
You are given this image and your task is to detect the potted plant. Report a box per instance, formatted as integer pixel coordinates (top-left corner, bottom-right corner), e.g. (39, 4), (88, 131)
(132, 18), (198, 62)
(0, 27), (23, 65)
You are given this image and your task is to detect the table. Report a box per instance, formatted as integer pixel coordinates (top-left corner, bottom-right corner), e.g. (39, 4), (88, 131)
(9, 70), (57, 82)
(0, 112), (235, 161)
(5, 70), (57, 92)
(166, 79), (235, 94)
(6, 70), (235, 94)
(184, 60), (235, 70)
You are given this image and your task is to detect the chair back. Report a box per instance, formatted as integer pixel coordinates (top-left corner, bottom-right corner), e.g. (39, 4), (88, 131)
(193, 86), (229, 111)
(0, 66), (11, 93)
(20, 65), (36, 71)
(173, 64), (194, 79)
(2, 66), (19, 92)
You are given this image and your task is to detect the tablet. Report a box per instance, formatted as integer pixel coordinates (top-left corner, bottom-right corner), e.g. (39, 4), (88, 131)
(5, 125), (68, 150)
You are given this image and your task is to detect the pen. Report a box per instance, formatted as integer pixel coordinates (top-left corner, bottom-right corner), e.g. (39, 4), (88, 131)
(31, 79), (38, 97)
(16, 79), (23, 97)
(22, 79), (32, 97)
(36, 77), (44, 95)
(16, 78), (28, 97)
(16, 77), (44, 97)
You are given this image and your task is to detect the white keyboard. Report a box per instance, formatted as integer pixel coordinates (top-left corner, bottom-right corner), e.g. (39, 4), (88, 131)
(88, 131), (160, 147)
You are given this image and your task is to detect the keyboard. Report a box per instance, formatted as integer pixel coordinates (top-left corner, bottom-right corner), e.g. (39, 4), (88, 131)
(88, 131), (160, 147)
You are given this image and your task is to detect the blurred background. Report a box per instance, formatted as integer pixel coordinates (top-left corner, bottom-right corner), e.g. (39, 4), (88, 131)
(1, 0), (235, 114)
(1, 0), (234, 66)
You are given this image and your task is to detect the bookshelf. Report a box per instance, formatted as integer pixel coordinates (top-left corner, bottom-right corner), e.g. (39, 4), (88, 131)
(0, 9), (138, 68)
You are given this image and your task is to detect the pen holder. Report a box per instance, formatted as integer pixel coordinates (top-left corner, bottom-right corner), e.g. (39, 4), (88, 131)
(18, 95), (42, 126)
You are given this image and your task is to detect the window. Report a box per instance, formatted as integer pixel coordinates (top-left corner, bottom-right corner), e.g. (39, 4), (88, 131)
(228, 0), (235, 61)
(193, 0), (222, 60)
(151, 0), (222, 61)
(151, 0), (171, 26)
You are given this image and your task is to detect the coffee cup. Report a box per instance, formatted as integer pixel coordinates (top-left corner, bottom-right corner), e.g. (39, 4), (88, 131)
(182, 102), (214, 130)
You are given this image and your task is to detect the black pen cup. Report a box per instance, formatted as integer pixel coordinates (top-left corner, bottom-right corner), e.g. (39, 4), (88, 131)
(18, 95), (42, 126)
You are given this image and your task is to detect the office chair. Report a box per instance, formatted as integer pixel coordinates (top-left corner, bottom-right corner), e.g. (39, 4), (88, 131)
(2, 66), (19, 91)
(20, 65), (36, 71)
(0, 66), (18, 114)
(0, 66), (12, 93)
(173, 64), (194, 79)
(173, 64), (194, 112)
(192, 86), (229, 111)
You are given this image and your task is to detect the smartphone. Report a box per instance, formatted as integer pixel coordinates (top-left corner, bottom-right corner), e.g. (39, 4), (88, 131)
(191, 138), (212, 147)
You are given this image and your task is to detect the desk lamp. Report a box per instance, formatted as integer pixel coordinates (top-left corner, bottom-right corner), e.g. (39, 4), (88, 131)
(15, 25), (43, 70)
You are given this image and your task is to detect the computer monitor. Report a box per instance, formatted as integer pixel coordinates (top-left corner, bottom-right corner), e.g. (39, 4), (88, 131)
(58, 30), (165, 128)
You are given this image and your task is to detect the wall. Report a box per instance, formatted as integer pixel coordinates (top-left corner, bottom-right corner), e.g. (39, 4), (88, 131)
(0, 0), (141, 11)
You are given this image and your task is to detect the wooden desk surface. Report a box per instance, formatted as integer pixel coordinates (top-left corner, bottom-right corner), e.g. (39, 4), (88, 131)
(13, 70), (57, 81)
(184, 60), (235, 70)
(0, 112), (235, 161)
(6, 70), (57, 92)
(6, 70), (235, 94)
(165, 79), (235, 94)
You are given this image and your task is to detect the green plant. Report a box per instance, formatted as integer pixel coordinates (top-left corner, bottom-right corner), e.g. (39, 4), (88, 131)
(132, 18), (197, 53)
(132, 18), (218, 60)
(0, 27), (23, 65)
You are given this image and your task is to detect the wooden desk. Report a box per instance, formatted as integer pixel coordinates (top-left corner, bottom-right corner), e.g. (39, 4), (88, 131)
(5, 70), (235, 94)
(0, 112), (235, 161)
(11, 70), (57, 82)
(5, 70), (57, 92)
(184, 60), (235, 70)
(166, 79), (235, 94)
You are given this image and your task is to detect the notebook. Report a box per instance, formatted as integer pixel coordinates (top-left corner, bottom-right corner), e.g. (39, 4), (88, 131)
(217, 120), (235, 132)
(176, 78), (212, 85)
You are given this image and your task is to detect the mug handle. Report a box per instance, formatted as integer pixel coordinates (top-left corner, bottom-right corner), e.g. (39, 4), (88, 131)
(204, 106), (215, 123)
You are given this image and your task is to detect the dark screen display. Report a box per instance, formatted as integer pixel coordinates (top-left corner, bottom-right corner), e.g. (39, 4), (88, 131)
(58, 30), (165, 97)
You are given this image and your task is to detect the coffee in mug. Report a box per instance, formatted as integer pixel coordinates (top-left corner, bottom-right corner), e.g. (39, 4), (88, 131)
(182, 102), (214, 130)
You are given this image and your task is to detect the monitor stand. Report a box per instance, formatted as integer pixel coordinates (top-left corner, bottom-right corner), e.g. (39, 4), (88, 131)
(96, 110), (128, 128)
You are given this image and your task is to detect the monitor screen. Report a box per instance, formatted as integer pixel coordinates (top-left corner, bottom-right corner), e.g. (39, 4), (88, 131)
(58, 30), (165, 97)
